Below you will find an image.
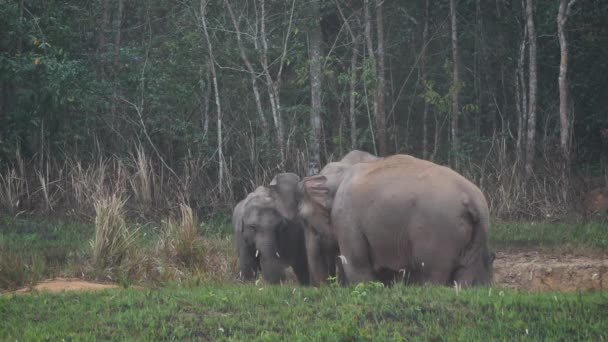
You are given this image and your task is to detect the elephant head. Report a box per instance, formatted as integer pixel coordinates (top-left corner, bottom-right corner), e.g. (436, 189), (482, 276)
(297, 164), (347, 239)
(297, 150), (379, 239)
(234, 173), (305, 284)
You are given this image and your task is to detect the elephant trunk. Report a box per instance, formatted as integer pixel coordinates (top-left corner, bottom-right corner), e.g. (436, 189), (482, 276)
(237, 238), (258, 281)
(258, 243), (285, 284)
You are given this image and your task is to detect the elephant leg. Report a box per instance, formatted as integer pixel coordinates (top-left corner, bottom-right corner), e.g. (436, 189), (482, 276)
(291, 256), (310, 286)
(339, 229), (375, 285)
(336, 260), (347, 286)
(305, 228), (330, 286)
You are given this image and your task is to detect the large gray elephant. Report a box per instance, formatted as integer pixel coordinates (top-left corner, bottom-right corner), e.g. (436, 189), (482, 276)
(299, 154), (493, 287)
(233, 173), (309, 285)
(299, 150), (381, 286)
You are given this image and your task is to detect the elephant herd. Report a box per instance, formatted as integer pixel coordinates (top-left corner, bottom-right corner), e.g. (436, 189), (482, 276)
(233, 150), (494, 288)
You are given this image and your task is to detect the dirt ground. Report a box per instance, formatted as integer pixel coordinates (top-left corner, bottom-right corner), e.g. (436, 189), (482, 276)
(493, 248), (608, 292)
(13, 278), (122, 294)
(6, 249), (608, 294)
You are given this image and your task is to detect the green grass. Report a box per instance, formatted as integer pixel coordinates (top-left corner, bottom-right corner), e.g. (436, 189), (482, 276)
(491, 222), (608, 251)
(1, 284), (606, 340)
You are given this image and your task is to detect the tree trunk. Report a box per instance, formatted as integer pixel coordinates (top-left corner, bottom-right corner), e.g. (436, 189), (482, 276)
(524, 0), (537, 176)
(225, 0), (269, 133)
(97, 0), (111, 76)
(336, 0), (360, 151)
(515, 13), (528, 161)
(201, 0), (223, 195)
(349, 39), (360, 150)
(363, 0), (378, 155)
(200, 63), (211, 138)
(421, 0), (430, 159)
(113, 0), (124, 66)
(308, 0), (323, 176)
(557, 0), (577, 168)
(375, 0), (387, 156)
(259, 0), (289, 165)
(450, 0), (461, 168)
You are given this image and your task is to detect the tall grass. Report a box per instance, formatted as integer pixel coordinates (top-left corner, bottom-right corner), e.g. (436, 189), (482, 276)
(90, 194), (139, 274)
(0, 140), (606, 221)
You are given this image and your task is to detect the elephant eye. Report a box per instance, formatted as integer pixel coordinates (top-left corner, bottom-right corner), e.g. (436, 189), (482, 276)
(248, 224), (258, 231)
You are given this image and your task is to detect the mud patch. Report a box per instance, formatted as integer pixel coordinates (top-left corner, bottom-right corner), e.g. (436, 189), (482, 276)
(14, 278), (122, 294)
(494, 249), (608, 292)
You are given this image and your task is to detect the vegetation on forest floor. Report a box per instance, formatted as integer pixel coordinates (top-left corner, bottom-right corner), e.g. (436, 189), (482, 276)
(1, 284), (606, 340)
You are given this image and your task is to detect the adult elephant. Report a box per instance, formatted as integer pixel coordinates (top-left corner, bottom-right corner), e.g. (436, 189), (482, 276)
(233, 173), (309, 285)
(299, 154), (493, 287)
(300, 150), (380, 286)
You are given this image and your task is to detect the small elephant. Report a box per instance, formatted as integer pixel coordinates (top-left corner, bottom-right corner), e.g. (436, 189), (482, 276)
(233, 174), (310, 285)
(299, 154), (493, 287)
(298, 150), (381, 286)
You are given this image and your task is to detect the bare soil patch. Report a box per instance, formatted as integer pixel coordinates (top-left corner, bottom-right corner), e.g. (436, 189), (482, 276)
(14, 278), (122, 294)
(494, 248), (608, 292)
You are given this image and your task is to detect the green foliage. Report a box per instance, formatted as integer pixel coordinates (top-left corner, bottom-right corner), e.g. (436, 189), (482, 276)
(490, 222), (608, 250)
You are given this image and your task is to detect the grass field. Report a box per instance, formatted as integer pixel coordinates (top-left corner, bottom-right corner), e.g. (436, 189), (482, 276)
(1, 284), (607, 340)
(1, 217), (607, 340)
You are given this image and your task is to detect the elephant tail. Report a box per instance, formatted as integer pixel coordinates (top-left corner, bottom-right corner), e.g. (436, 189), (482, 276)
(453, 193), (493, 287)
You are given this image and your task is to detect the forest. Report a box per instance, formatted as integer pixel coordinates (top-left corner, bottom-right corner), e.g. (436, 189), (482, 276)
(2, 2), (608, 339)
(1, 0), (608, 220)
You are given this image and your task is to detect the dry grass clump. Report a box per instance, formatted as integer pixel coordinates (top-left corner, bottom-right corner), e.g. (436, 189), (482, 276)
(156, 204), (205, 270)
(152, 203), (237, 284)
(0, 245), (27, 289)
(0, 168), (26, 215)
(90, 194), (139, 275)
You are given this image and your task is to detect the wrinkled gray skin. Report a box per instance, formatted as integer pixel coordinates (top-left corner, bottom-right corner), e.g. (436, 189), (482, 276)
(299, 154), (493, 287)
(299, 150), (380, 286)
(233, 174), (310, 285)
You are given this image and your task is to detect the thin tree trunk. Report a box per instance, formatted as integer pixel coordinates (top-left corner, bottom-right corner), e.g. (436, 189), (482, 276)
(525, 0), (537, 176)
(375, 0), (387, 156)
(557, 0), (578, 167)
(363, 0), (378, 155)
(349, 39), (359, 150)
(201, 0), (223, 195)
(17, 0), (24, 57)
(98, 0), (111, 76)
(515, 13), (528, 161)
(259, 0), (290, 165)
(421, 0), (430, 159)
(113, 0), (124, 66)
(200, 63), (211, 138)
(450, 0), (461, 169)
(336, 0), (360, 150)
(308, 0), (323, 176)
(224, 0), (269, 133)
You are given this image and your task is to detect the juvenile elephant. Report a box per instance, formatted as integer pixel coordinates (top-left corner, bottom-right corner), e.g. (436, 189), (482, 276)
(299, 154), (493, 287)
(233, 173), (310, 285)
(300, 150), (380, 286)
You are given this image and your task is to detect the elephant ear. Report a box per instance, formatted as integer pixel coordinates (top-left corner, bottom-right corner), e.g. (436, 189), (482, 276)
(302, 175), (331, 210)
(269, 173), (301, 220)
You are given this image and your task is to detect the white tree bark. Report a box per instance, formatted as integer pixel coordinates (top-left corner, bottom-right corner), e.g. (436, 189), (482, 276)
(224, 0), (268, 133)
(450, 0), (461, 168)
(524, 0), (538, 176)
(308, 0), (323, 176)
(375, 0), (387, 156)
(201, 0), (223, 195)
(557, 0), (578, 166)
